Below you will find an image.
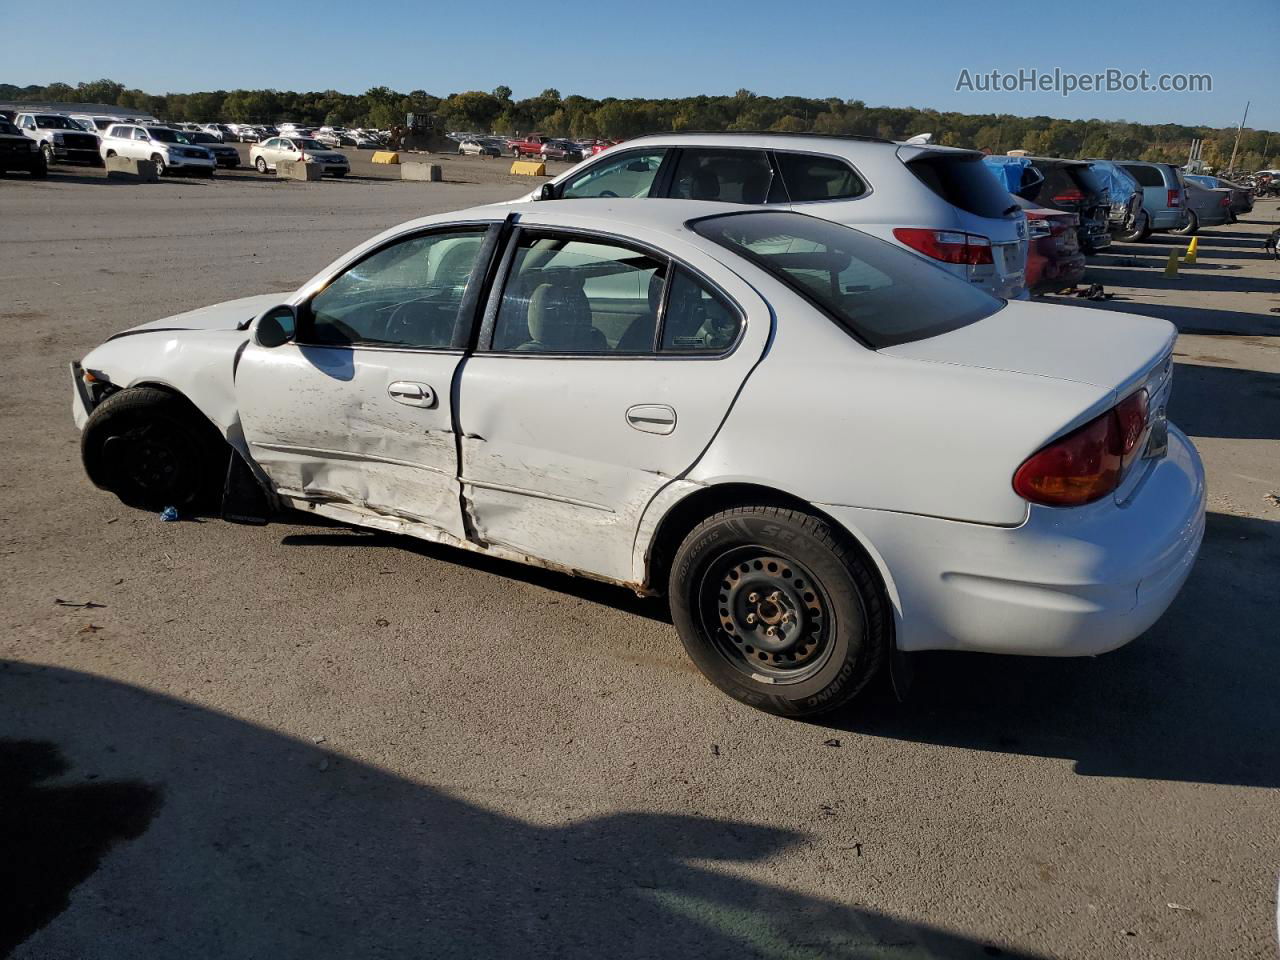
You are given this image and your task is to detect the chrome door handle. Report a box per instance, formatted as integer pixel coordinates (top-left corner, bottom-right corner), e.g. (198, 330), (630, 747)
(626, 404), (676, 435)
(387, 381), (436, 408)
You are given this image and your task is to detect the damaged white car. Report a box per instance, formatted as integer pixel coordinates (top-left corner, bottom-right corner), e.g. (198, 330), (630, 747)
(71, 200), (1206, 716)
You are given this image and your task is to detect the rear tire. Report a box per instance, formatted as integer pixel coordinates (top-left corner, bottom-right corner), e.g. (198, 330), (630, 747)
(668, 506), (888, 717)
(1173, 211), (1198, 236)
(81, 387), (228, 511)
(1118, 210), (1150, 243)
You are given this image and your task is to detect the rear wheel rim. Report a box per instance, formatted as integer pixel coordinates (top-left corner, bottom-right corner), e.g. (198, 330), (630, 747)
(698, 548), (835, 684)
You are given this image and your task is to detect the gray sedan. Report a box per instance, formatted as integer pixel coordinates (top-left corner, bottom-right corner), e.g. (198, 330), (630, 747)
(1174, 177), (1233, 235)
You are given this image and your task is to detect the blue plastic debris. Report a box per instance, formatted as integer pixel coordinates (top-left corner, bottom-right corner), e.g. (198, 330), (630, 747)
(160, 506), (179, 522)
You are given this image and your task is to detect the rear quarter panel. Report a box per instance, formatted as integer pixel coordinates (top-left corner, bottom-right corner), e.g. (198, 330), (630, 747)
(682, 282), (1110, 527)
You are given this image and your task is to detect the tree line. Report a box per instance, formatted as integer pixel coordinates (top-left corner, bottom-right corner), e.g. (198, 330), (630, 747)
(3, 78), (1275, 172)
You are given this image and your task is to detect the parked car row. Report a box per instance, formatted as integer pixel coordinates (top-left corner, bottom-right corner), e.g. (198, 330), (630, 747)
(450, 131), (617, 162)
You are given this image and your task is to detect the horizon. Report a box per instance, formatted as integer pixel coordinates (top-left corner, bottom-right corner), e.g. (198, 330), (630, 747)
(4, 0), (1276, 131)
(1, 85), (1271, 137)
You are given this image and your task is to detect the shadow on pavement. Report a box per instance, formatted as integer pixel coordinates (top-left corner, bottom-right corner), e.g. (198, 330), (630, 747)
(834, 513), (1280, 789)
(1082, 264), (1280, 296)
(1048, 295), (1280, 337)
(280, 526), (674, 624)
(1170, 363), (1280, 441)
(0, 662), (1042, 959)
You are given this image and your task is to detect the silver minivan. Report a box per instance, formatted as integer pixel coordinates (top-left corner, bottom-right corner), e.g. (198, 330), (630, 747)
(523, 133), (1029, 299)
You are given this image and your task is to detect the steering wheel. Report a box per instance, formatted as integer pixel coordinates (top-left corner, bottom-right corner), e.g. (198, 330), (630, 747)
(597, 190), (619, 198)
(385, 298), (446, 346)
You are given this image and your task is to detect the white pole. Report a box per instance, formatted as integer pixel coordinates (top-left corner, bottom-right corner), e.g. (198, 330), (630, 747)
(1227, 101), (1250, 175)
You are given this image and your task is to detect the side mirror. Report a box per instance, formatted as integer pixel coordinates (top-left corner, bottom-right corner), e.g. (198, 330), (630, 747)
(254, 305), (296, 348)
(537, 182), (555, 201)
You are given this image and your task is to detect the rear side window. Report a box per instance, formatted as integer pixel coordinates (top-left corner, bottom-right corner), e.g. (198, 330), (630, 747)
(774, 153), (866, 202)
(660, 268), (742, 353)
(491, 235), (666, 354)
(907, 154), (1015, 218)
(1122, 164), (1165, 187)
(668, 148), (781, 204)
(693, 210), (1002, 349)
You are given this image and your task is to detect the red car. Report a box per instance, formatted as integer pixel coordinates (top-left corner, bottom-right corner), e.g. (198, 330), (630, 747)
(508, 134), (550, 158)
(1020, 200), (1085, 295)
(581, 139), (618, 156)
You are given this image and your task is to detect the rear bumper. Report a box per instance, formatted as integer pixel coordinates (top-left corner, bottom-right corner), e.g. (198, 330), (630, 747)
(1149, 209), (1188, 231)
(820, 425), (1206, 657)
(1029, 251), (1086, 293)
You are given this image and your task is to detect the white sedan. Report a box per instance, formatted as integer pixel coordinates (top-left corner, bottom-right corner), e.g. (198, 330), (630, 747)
(69, 200), (1205, 716)
(250, 136), (349, 177)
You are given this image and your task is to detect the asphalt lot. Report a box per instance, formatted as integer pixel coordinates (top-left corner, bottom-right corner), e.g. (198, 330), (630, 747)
(1, 162), (1277, 959)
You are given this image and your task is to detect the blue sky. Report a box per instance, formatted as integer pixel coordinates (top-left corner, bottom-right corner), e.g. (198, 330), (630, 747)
(6, 0), (1276, 129)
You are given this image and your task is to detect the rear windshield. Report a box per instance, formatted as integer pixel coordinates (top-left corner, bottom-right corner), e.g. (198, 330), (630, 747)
(1028, 165), (1106, 205)
(693, 210), (1002, 349)
(906, 154), (1015, 219)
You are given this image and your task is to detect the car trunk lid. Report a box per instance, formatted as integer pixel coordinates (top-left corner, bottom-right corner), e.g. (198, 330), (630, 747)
(881, 300), (1175, 395)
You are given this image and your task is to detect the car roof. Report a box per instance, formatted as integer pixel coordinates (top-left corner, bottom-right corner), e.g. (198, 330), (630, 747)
(616, 130), (978, 158)
(398, 197), (774, 239)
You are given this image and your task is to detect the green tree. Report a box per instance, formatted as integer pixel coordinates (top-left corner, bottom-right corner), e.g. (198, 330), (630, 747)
(441, 91), (503, 132)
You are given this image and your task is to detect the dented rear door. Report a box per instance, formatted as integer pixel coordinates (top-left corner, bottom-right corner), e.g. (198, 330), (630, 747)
(455, 227), (768, 584)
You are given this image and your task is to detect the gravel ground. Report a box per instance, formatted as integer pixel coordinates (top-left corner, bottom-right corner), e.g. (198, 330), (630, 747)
(1, 166), (1277, 960)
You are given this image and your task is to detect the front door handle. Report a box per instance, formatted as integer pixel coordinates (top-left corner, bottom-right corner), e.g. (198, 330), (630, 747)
(626, 404), (676, 435)
(387, 381), (437, 408)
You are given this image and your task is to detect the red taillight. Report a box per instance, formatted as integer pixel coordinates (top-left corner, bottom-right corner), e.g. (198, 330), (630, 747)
(1052, 189), (1085, 205)
(1219, 193), (1231, 207)
(1013, 390), (1149, 506)
(1167, 189), (1182, 207)
(893, 228), (994, 265)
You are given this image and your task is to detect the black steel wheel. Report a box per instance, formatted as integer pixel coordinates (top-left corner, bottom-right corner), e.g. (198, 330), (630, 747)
(82, 387), (227, 511)
(708, 550), (835, 684)
(669, 506), (888, 717)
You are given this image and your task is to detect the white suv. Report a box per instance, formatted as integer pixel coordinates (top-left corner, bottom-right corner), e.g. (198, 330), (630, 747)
(100, 124), (216, 177)
(525, 133), (1029, 299)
